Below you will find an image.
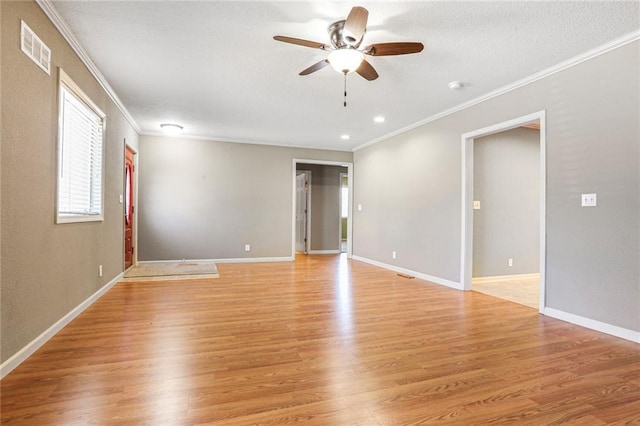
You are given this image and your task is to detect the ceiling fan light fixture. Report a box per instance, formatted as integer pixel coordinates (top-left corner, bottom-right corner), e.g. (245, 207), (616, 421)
(328, 49), (364, 74)
(160, 123), (184, 135)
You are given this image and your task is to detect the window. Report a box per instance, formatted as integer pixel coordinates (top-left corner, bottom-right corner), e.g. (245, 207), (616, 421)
(56, 70), (105, 223)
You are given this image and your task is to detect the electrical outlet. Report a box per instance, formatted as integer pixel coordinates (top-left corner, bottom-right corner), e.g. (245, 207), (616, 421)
(392, 251), (397, 259)
(99, 265), (103, 277)
(508, 258), (513, 267)
(581, 193), (597, 207)
(245, 244), (251, 252)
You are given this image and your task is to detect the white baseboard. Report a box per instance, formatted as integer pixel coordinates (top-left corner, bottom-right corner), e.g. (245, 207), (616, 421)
(0, 272), (124, 379)
(352, 255), (463, 290)
(137, 256), (293, 265)
(544, 307), (640, 343)
(308, 250), (341, 255)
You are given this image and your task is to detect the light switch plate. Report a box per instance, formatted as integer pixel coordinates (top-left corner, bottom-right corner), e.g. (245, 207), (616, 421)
(581, 193), (597, 207)
(357, 204), (362, 211)
(473, 200), (481, 210)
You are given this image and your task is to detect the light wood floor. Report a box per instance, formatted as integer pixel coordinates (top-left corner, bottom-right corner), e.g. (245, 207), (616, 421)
(473, 274), (539, 309)
(2, 255), (639, 424)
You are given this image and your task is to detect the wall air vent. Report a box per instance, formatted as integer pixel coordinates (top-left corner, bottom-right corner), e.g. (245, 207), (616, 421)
(21, 20), (51, 75)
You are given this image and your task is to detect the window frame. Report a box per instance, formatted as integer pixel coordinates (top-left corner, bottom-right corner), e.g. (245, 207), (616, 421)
(56, 69), (106, 224)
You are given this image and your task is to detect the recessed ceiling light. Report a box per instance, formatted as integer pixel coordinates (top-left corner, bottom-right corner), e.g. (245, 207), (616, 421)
(448, 81), (463, 90)
(341, 134), (350, 140)
(374, 116), (386, 123)
(160, 123), (184, 135)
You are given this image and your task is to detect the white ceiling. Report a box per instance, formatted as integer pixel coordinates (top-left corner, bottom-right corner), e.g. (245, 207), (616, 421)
(49, 1), (639, 151)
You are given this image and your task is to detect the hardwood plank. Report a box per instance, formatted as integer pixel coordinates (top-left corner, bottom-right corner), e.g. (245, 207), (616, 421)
(2, 254), (638, 424)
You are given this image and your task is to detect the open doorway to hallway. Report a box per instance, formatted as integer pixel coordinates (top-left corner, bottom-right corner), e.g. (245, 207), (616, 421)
(471, 122), (541, 309)
(461, 111), (546, 313)
(293, 160), (352, 257)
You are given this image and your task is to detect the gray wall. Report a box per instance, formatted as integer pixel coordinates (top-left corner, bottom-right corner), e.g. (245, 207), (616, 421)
(138, 136), (351, 261)
(473, 127), (540, 277)
(296, 164), (347, 252)
(354, 41), (639, 332)
(1, 1), (139, 363)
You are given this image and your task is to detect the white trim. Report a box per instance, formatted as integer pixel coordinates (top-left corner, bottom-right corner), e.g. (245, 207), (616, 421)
(292, 159), (354, 259)
(344, 163), (354, 257)
(339, 172), (348, 253)
(294, 159), (353, 167)
(544, 308), (640, 343)
(460, 110), (546, 315)
(352, 255), (463, 290)
(142, 132), (353, 153)
(353, 29), (640, 152)
(35, 0), (141, 134)
(308, 250), (341, 255)
(0, 272), (124, 379)
(137, 257), (293, 264)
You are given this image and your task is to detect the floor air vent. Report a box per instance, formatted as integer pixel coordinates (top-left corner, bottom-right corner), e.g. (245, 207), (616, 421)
(21, 20), (51, 75)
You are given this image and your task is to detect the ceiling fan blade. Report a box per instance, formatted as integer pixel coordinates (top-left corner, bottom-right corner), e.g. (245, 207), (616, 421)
(364, 42), (424, 56)
(299, 60), (330, 76)
(356, 59), (378, 81)
(273, 35), (328, 50)
(343, 6), (368, 46)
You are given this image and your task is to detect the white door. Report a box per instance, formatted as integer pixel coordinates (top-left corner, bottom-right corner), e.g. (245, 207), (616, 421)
(295, 172), (309, 253)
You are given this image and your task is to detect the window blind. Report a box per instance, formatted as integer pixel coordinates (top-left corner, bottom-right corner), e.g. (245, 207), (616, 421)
(57, 71), (105, 222)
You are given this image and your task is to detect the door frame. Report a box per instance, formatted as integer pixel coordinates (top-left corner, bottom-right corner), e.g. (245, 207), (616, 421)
(339, 172), (348, 253)
(295, 170), (312, 254)
(460, 110), (546, 313)
(292, 159), (353, 258)
(124, 142), (138, 270)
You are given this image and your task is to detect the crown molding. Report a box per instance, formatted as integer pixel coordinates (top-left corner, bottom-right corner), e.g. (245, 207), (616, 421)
(353, 29), (640, 152)
(36, 0), (141, 134)
(139, 131), (353, 153)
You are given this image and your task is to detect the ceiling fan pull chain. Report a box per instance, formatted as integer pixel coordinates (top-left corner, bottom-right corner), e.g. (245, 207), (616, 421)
(343, 72), (348, 107)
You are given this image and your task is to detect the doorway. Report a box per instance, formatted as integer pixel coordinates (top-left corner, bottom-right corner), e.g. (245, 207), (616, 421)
(124, 145), (136, 270)
(471, 124), (540, 309)
(292, 159), (353, 258)
(461, 111), (546, 313)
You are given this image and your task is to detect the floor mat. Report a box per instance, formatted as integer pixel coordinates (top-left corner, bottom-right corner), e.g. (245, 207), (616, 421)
(123, 261), (219, 281)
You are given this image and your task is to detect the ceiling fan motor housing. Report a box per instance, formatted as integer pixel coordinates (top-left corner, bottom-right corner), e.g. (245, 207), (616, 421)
(328, 20), (364, 49)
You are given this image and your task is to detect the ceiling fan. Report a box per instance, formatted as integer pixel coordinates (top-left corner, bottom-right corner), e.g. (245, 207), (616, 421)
(273, 6), (424, 82)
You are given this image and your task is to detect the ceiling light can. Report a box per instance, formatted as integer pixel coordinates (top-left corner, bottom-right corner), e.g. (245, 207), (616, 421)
(448, 81), (463, 90)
